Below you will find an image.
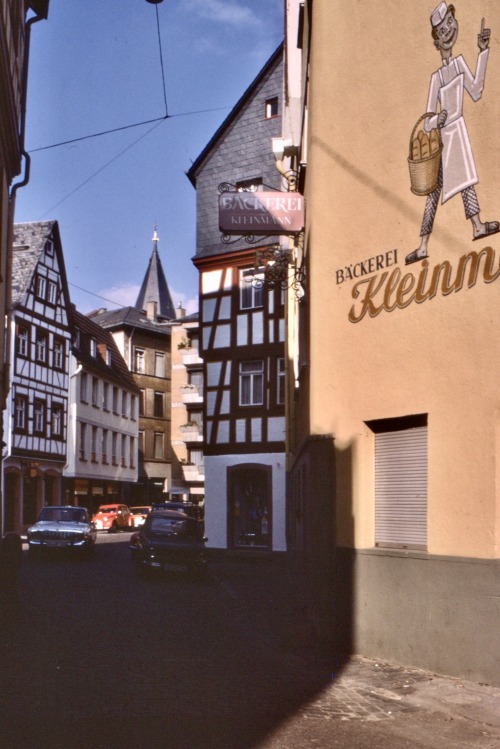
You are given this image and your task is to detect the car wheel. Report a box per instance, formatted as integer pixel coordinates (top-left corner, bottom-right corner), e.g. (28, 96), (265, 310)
(108, 521), (118, 534)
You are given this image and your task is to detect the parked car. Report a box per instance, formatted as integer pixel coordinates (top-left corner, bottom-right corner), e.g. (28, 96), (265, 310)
(92, 504), (133, 533)
(151, 501), (204, 520)
(27, 506), (96, 555)
(130, 509), (207, 577)
(130, 506), (151, 527)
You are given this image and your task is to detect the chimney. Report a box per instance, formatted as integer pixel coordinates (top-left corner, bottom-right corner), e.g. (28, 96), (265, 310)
(147, 301), (158, 320)
(176, 302), (186, 319)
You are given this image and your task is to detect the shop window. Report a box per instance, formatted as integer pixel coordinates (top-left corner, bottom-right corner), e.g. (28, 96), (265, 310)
(228, 465), (271, 550)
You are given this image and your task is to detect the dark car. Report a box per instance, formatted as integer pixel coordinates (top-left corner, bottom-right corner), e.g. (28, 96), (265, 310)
(151, 501), (203, 520)
(130, 509), (207, 578)
(27, 506), (97, 556)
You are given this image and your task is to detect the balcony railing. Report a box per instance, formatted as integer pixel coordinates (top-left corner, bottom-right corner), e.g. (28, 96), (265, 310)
(179, 385), (203, 404)
(181, 463), (204, 481)
(179, 424), (203, 442)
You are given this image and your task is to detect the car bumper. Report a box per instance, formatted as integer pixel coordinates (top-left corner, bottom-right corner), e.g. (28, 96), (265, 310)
(28, 537), (94, 549)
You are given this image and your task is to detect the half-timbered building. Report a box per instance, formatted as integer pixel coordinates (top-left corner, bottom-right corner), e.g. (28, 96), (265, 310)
(63, 308), (140, 513)
(3, 221), (72, 533)
(187, 45), (286, 553)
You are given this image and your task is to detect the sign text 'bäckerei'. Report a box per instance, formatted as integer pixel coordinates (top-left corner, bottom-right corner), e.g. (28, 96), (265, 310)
(219, 192), (305, 235)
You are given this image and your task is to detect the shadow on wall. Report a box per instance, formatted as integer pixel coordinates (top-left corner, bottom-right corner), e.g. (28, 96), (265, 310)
(287, 436), (355, 664)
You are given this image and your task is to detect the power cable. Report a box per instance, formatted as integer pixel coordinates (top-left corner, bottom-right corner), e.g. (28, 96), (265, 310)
(68, 282), (132, 308)
(37, 119), (164, 219)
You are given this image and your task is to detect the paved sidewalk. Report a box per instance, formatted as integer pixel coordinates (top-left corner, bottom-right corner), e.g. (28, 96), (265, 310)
(254, 655), (500, 748)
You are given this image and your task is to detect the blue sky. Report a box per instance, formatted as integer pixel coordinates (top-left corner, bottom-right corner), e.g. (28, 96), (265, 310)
(16, 0), (284, 315)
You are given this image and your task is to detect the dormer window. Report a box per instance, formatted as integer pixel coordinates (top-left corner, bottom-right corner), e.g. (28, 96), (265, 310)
(45, 239), (54, 257)
(90, 337), (97, 357)
(265, 96), (278, 119)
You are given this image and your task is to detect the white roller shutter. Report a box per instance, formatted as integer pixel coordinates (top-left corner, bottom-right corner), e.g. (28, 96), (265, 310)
(375, 426), (427, 549)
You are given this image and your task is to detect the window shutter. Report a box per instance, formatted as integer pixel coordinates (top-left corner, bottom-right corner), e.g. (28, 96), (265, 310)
(375, 426), (427, 548)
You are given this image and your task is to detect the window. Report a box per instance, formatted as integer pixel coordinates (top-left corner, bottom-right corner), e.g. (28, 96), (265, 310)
(130, 394), (136, 420)
(47, 281), (57, 305)
(134, 348), (145, 373)
(51, 403), (63, 438)
(102, 382), (109, 411)
(154, 432), (164, 460)
(139, 389), (145, 416)
(34, 399), (45, 434)
(80, 372), (88, 403)
(130, 437), (135, 468)
(79, 422), (87, 461)
(16, 325), (29, 358)
(102, 429), (108, 463)
(121, 434), (127, 466)
(45, 239), (54, 257)
(74, 327), (81, 349)
(91, 426), (98, 462)
(154, 391), (164, 418)
(90, 337), (97, 358)
(106, 347), (112, 366)
(240, 269), (263, 309)
(155, 352), (165, 378)
(189, 449), (204, 469)
(53, 338), (64, 370)
(36, 330), (47, 363)
(265, 96), (278, 118)
(92, 377), (99, 407)
(239, 361), (264, 406)
(122, 390), (128, 417)
(112, 432), (117, 465)
(112, 386), (119, 414)
(368, 415), (428, 550)
(236, 177), (263, 193)
(14, 395), (27, 432)
(138, 430), (145, 458)
(277, 358), (285, 405)
(36, 275), (46, 300)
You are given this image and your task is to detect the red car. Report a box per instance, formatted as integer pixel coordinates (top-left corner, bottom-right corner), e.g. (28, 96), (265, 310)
(92, 504), (133, 533)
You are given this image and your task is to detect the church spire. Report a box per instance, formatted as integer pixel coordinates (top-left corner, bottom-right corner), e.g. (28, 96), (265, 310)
(135, 226), (176, 320)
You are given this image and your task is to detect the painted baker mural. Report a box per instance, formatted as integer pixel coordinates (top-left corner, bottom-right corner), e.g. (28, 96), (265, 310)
(406, 3), (499, 265)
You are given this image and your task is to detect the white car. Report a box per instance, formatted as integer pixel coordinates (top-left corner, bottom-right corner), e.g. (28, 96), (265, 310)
(27, 506), (96, 555)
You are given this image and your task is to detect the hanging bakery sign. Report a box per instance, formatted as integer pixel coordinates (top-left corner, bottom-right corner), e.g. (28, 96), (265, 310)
(219, 191), (305, 235)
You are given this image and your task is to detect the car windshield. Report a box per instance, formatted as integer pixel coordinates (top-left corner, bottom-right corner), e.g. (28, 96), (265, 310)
(97, 507), (116, 514)
(38, 508), (87, 523)
(149, 517), (187, 535)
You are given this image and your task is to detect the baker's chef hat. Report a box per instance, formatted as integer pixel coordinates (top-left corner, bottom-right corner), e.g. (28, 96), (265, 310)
(431, 2), (448, 27)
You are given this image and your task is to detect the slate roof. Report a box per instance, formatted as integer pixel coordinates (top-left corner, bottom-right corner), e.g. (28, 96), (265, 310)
(88, 305), (172, 336)
(186, 43), (283, 187)
(12, 221), (57, 306)
(135, 238), (176, 320)
(72, 308), (139, 392)
(12, 220), (72, 317)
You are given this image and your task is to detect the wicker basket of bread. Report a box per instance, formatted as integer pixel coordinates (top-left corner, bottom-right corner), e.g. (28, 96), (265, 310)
(408, 112), (442, 196)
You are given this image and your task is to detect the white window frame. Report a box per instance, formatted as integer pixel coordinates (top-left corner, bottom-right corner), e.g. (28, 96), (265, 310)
(239, 360), (264, 406)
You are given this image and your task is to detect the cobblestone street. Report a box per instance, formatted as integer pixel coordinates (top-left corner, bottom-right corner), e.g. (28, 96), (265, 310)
(1, 535), (499, 749)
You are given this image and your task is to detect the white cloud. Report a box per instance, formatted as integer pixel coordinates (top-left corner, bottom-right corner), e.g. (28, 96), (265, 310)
(186, 0), (261, 28)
